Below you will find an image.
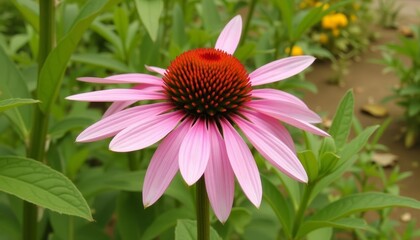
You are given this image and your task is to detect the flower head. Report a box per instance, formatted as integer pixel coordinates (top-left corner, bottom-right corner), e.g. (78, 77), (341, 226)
(285, 46), (304, 56)
(67, 16), (329, 222)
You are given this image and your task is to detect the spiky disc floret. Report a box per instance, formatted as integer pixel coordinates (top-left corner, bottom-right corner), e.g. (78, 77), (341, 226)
(163, 48), (252, 119)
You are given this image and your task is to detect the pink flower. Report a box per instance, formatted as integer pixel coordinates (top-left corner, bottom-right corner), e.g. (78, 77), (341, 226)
(67, 16), (329, 222)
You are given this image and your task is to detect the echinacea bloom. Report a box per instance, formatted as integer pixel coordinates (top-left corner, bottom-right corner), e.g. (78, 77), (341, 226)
(67, 16), (329, 222)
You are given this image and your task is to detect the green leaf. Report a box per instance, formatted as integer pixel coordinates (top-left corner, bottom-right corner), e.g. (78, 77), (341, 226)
(49, 116), (93, 140)
(0, 47), (32, 138)
(329, 90), (354, 149)
(228, 208), (252, 234)
(201, 0), (221, 32)
(0, 203), (21, 240)
(37, 0), (119, 112)
(141, 209), (194, 240)
(309, 193), (420, 222)
(298, 150), (318, 182)
(172, 3), (187, 47)
(0, 98), (39, 113)
(274, 0), (293, 36)
(174, 219), (222, 240)
(307, 227), (332, 240)
(11, 0), (39, 32)
(298, 218), (375, 237)
(77, 170), (145, 198)
(310, 126), (378, 201)
(71, 53), (131, 72)
(261, 175), (293, 237)
(113, 6), (129, 46)
(135, 0), (163, 42)
(0, 156), (92, 221)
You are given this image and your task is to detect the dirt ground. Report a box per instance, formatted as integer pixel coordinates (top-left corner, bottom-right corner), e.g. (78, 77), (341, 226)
(304, 0), (420, 233)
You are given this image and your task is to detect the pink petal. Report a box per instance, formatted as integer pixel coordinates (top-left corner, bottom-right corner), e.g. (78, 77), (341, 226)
(179, 119), (211, 185)
(143, 119), (192, 207)
(109, 111), (183, 152)
(249, 56), (315, 86)
(247, 100), (321, 123)
(103, 101), (137, 118)
(145, 65), (166, 76)
(215, 15), (242, 55)
(242, 110), (296, 153)
(102, 84), (163, 118)
(251, 88), (307, 108)
(205, 121), (234, 223)
(77, 103), (171, 142)
(220, 118), (262, 207)
(66, 89), (166, 102)
(77, 73), (163, 85)
(253, 110), (329, 137)
(234, 116), (308, 183)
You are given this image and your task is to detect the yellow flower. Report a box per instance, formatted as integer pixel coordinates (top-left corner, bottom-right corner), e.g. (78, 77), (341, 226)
(319, 33), (329, 44)
(335, 13), (348, 27)
(350, 14), (358, 22)
(322, 15), (335, 29)
(353, 3), (360, 10)
(332, 28), (340, 37)
(285, 46), (304, 56)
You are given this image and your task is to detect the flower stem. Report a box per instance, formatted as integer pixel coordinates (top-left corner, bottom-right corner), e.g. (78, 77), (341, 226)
(196, 177), (210, 240)
(292, 184), (314, 239)
(241, 0), (257, 45)
(23, 0), (55, 239)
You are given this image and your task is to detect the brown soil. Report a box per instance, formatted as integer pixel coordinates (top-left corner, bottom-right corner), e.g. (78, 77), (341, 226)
(304, 1), (420, 233)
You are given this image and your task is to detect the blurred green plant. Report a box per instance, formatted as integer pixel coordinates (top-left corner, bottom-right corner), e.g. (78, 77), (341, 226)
(377, 0), (402, 29)
(379, 26), (420, 148)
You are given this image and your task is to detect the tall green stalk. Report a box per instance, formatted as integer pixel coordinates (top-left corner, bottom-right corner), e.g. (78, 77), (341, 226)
(292, 184), (314, 239)
(241, 0), (257, 45)
(196, 177), (209, 240)
(23, 0), (55, 239)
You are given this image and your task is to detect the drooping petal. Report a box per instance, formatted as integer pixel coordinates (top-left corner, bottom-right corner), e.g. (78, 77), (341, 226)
(179, 119), (211, 185)
(215, 15), (242, 55)
(251, 88), (307, 108)
(77, 73), (163, 85)
(143, 119), (192, 207)
(251, 109), (329, 137)
(77, 103), (172, 142)
(145, 65), (166, 76)
(242, 110), (296, 153)
(220, 119), (262, 207)
(234, 116), (308, 183)
(249, 56), (315, 86)
(66, 89), (166, 102)
(109, 111), (183, 152)
(247, 100), (322, 123)
(205, 121), (234, 223)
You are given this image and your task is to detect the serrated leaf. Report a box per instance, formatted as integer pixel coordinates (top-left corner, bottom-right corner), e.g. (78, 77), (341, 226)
(309, 193), (420, 222)
(0, 98), (39, 113)
(174, 219), (222, 240)
(329, 90), (354, 148)
(135, 0), (163, 42)
(0, 156), (92, 221)
(38, 0), (119, 112)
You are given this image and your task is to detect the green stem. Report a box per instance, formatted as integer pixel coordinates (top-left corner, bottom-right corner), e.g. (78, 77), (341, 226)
(292, 184), (314, 239)
(287, 41), (295, 57)
(241, 0), (257, 45)
(196, 177), (209, 240)
(23, 1), (55, 240)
